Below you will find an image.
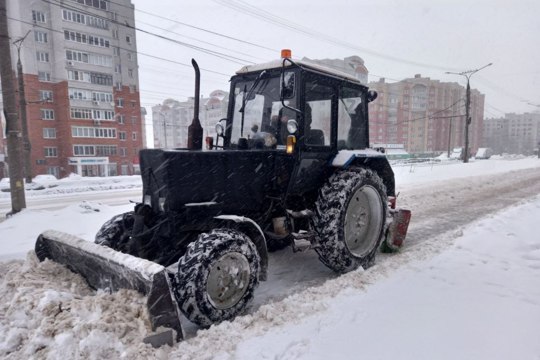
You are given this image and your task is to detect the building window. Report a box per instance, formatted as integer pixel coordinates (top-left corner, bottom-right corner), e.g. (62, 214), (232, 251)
(128, 69), (134, 78)
(73, 145), (95, 156)
(117, 115), (125, 124)
(92, 110), (115, 121)
(43, 128), (56, 139)
(86, 15), (109, 29)
(68, 70), (91, 82)
(47, 167), (60, 178)
(34, 31), (48, 43)
(40, 109), (55, 120)
(39, 90), (53, 102)
(70, 108), (93, 119)
(116, 98), (124, 107)
(96, 145), (117, 156)
(74, 0), (109, 10)
(44, 147), (58, 157)
(64, 30), (87, 44)
(127, 52), (133, 61)
(62, 9), (86, 24)
(132, 132), (137, 140)
(119, 131), (126, 141)
(32, 10), (46, 23)
(38, 72), (51, 82)
(90, 73), (113, 86)
(114, 64), (121, 73)
(131, 116), (137, 125)
(119, 147), (127, 157)
(36, 51), (49, 62)
(92, 91), (113, 102)
(71, 126), (116, 138)
(126, 35), (132, 44)
(116, 82), (122, 91)
(112, 29), (119, 39)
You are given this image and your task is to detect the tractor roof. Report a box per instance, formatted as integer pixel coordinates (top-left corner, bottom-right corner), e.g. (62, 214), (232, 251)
(236, 58), (364, 85)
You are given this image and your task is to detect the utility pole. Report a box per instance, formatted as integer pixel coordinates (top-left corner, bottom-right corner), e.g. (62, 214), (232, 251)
(446, 63), (492, 163)
(13, 30), (32, 183)
(0, 0), (26, 214)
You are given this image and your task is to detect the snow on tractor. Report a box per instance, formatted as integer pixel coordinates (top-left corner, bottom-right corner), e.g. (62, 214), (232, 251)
(35, 50), (411, 344)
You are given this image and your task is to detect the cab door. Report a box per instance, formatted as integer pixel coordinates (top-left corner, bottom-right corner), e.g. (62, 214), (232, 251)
(288, 72), (338, 196)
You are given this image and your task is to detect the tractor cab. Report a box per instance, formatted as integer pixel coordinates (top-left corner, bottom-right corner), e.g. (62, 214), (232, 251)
(217, 50), (378, 155)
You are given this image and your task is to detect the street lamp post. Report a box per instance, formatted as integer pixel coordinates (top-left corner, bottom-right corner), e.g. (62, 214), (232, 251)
(446, 63), (492, 163)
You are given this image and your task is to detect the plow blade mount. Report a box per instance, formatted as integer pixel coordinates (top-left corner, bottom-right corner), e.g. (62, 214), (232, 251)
(35, 230), (184, 345)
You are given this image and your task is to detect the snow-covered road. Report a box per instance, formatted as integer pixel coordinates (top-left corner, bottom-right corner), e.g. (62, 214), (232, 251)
(1, 158), (540, 359)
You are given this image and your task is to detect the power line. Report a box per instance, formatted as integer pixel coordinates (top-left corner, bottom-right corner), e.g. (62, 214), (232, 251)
(212, 0), (461, 72)
(42, 0), (253, 65)
(105, 0), (278, 52)
(7, 16), (231, 77)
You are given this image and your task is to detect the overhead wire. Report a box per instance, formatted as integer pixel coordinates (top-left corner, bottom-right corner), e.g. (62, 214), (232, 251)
(42, 0), (253, 65)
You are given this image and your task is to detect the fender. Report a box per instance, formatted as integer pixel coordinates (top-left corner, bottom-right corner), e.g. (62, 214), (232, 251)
(331, 149), (396, 197)
(213, 215), (269, 281)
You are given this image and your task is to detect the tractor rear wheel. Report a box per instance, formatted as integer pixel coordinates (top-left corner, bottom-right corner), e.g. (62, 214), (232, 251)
(94, 211), (134, 251)
(313, 168), (387, 273)
(174, 228), (260, 327)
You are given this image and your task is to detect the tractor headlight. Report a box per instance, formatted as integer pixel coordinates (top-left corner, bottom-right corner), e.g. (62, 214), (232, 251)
(287, 119), (298, 134)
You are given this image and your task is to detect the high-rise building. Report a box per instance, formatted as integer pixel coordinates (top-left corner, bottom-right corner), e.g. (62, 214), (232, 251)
(303, 56), (369, 85)
(152, 90), (229, 149)
(483, 113), (540, 155)
(3, 0), (142, 178)
(368, 75), (485, 155)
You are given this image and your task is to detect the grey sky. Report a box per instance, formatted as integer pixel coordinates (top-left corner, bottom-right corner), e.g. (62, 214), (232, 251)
(131, 0), (540, 119)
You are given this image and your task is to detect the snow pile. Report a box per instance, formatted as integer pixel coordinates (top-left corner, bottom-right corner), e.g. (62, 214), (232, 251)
(0, 254), (163, 359)
(0, 175), (141, 198)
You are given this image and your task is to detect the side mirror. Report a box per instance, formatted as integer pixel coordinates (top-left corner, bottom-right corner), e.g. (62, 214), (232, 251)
(215, 118), (227, 137)
(280, 71), (295, 100)
(367, 90), (378, 103)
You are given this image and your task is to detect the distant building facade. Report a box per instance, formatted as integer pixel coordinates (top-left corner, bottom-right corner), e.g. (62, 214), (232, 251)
(368, 74), (485, 155)
(152, 90), (228, 149)
(483, 112), (540, 155)
(3, 0), (143, 178)
(303, 56), (369, 85)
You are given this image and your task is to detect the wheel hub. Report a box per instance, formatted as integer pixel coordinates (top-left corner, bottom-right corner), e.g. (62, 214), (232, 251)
(344, 185), (383, 257)
(206, 252), (251, 310)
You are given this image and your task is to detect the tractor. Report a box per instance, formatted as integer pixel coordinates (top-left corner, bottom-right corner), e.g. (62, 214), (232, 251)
(35, 50), (411, 343)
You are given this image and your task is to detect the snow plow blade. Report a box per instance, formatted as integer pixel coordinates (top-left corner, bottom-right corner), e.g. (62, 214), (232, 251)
(35, 230), (184, 345)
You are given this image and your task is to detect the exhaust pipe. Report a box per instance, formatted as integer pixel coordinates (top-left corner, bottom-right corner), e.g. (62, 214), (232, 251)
(187, 59), (203, 150)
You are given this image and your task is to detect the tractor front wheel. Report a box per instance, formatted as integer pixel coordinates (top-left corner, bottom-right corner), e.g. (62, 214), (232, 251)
(314, 168), (387, 273)
(174, 228), (260, 327)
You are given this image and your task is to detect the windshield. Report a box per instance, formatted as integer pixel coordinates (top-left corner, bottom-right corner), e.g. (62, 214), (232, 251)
(230, 74), (296, 149)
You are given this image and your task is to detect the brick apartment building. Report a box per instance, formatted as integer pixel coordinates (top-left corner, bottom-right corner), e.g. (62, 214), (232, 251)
(368, 75), (485, 155)
(2, 0), (142, 178)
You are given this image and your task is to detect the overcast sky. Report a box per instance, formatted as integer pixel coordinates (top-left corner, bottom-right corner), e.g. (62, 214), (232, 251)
(130, 0), (540, 121)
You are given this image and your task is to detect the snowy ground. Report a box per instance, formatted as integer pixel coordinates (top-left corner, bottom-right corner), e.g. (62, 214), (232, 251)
(0, 156), (539, 359)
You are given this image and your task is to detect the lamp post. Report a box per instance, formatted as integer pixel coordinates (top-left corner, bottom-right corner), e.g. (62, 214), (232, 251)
(446, 63), (492, 163)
